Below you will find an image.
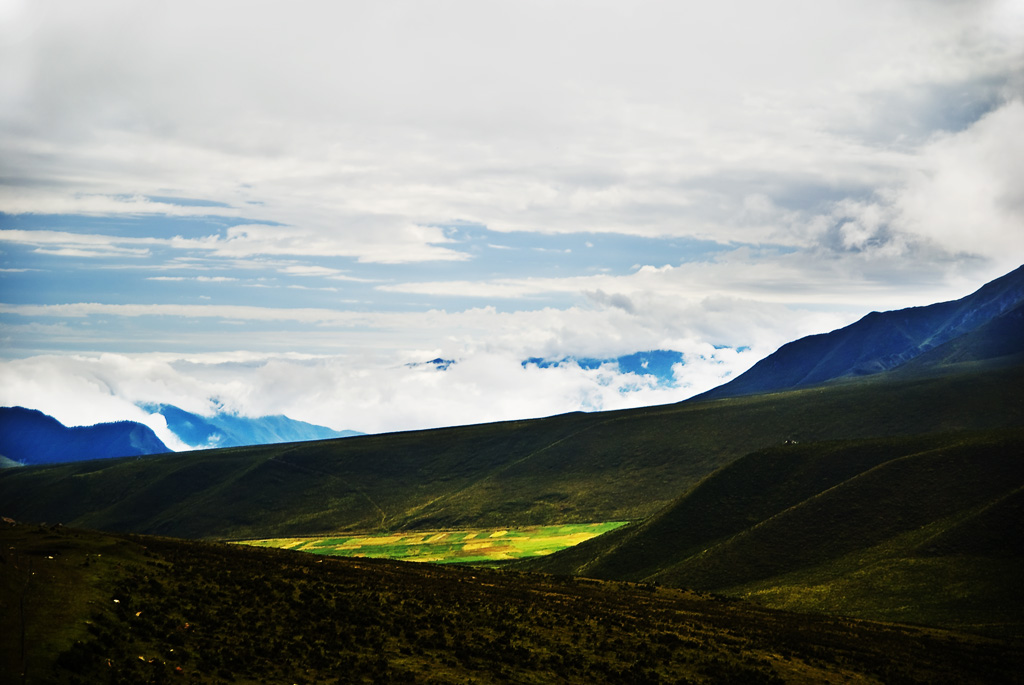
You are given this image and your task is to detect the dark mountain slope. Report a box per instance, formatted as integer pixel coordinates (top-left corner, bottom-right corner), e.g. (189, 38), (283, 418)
(0, 407), (169, 465)
(894, 299), (1024, 373)
(1, 363), (1022, 540)
(698, 264), (1024, 400)
(648, 431), (1023, 590)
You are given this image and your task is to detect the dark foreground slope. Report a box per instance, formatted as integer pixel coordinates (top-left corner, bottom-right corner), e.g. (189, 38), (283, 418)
(2, 363), (1022, 540)
(523, 429), (1024, 636)
(698, 264), (1024, 400)
(2, 523), (1021, 685)
(0, 407), (169, 465)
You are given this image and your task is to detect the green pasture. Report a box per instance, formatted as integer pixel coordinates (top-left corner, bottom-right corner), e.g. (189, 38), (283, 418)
(236, 521), (628, 564)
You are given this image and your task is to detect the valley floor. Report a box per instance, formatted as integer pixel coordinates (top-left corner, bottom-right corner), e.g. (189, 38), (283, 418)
(235, 521), (629, 565)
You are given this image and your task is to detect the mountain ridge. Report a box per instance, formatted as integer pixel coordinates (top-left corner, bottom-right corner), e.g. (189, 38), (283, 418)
(697, 264), (1024, 400)
(0, 407), (170, 465)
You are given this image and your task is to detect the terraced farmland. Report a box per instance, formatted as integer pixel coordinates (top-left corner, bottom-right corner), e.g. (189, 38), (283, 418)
(235, 522), (628, 564)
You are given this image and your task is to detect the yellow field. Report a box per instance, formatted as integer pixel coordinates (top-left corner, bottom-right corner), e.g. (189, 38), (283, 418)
(236, 521), (628, 564)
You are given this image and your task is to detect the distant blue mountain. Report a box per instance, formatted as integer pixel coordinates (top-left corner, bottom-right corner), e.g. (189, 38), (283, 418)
(0, 407), (170, 465)
(406, 358), (456, 370)
(143, 404), (362, 450)
(697, 264), (1024, 401)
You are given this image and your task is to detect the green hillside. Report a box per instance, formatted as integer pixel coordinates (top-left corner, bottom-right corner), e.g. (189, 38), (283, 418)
(1, 364), (1021, 541)
(3, 522), (1020, 684)
(523, 429), (1024, 635)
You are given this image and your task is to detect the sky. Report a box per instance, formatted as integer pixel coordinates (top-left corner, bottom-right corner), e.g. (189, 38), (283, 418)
(1, 0), (1023, 447)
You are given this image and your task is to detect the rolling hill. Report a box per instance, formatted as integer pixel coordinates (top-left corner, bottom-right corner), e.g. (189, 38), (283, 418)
(2, 266), (1020, 536)
(0, 362), (1021, 541)
(521, 429), (1024, 634)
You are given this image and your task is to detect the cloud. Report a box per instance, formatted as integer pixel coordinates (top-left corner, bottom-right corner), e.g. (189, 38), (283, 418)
(0, 290), (849, 356)
(0, 346), (761, 438)
(376, 244), (984, 312)
(147, 276), (238, 282)
(280, 265), (345, 278)
(891, 100), (1024, 266)
(0, 221), (470, 265)
(3, 1), (1020, 255)
(780, 99), (1024, 282)
(586, 290), (636, 314)
(0, 228), (156, 256)
(1, 281), (859, 436)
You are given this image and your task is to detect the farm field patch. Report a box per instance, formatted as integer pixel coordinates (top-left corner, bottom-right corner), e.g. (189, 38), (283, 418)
(235, 521), (628, 564)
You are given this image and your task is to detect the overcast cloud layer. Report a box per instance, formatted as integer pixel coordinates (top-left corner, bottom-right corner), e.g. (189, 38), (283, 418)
(1, 1), (1022, 441)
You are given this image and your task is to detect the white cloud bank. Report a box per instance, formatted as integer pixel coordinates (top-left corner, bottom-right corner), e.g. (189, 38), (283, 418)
(0, 347), (755, 441)
(0, 290), (854, 438)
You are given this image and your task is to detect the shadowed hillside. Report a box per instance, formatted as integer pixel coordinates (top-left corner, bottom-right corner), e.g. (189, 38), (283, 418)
(523, 429), (1024, 636)
(1, 363), (1022, 541)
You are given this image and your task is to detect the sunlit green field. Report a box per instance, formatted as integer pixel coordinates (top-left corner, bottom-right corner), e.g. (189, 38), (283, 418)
(235, 521), (628, 564)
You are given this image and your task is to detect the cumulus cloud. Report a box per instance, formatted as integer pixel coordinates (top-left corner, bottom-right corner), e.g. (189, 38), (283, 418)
(891, 101), (1024, 266)
(779, 99), (1024, 285)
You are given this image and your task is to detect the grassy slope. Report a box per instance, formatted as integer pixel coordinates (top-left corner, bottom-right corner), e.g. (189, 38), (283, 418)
(2, 364), (1022, 541)
(523, 429), (1024, 635)
(2, 522), (1021, 685)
